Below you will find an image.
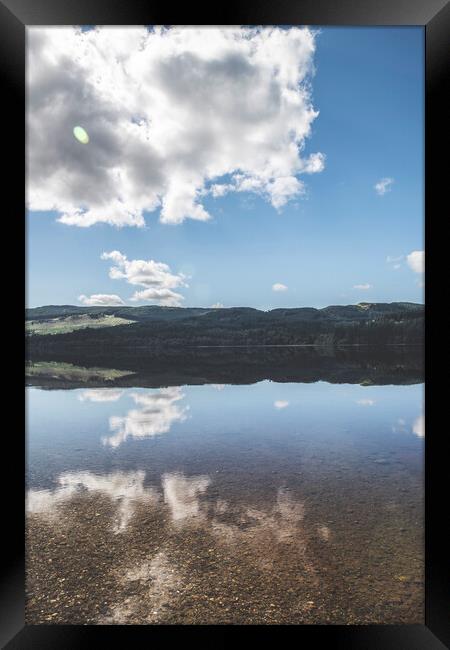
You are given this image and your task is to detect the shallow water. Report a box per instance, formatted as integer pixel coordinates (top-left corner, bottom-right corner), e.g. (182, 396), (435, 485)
(26, 375), (424, 624)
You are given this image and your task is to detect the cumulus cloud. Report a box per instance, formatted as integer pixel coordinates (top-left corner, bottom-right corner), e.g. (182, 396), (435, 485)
(129, 288), (184, 304)
(78, 293), (125, 306)
(356, 399), (375, 406)
(387, 251), (424, 279)
(101, 250), (187, 306)
(374, 177), (394, 196)
(407, 250), (425, 274)
(274, 400), (289, 409)
(353, 283), (372, 290)
(211, 302), (224, 308)
(299, 151), (326, 174)
(27, 26), (324, 227)
(272, 282), (288, 292)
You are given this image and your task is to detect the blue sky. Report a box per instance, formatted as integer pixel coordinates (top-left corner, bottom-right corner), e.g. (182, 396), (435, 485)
(27, 26), (424, 309)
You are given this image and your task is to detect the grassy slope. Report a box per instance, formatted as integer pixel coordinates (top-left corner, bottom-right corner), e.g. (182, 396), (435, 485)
(26, 314), (135, 335)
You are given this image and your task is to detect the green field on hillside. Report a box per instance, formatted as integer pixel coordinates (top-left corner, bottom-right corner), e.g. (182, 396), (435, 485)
(26, 314), (135, 335)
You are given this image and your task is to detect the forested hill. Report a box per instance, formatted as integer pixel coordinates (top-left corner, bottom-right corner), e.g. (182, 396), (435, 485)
(26, 302), (424, 349)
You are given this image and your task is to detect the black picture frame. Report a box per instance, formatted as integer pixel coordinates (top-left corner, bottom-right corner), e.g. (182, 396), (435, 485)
(2, 0), (448, 647)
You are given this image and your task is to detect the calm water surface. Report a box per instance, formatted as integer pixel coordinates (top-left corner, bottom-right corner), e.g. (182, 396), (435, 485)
(26, 376), (424, 624)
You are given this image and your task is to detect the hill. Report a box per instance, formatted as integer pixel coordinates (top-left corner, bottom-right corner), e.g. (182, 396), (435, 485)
(26, 302), (424, 350)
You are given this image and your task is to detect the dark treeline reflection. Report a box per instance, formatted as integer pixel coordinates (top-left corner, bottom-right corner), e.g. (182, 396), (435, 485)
(26, 345), (423, 389)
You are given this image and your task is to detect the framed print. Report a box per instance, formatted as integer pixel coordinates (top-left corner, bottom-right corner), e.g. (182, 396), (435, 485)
(1, 0), (448, 647)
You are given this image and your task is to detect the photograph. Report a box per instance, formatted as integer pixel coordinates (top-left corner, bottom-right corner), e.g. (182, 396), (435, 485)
(25, 24), (426, 626)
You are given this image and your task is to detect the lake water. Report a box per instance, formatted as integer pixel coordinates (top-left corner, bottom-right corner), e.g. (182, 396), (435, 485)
(26, 363), (424, 624)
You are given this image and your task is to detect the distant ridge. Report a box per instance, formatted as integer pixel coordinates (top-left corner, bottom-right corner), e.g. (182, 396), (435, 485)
(26, 302), (424, 349)
(26, 301), (423, 321)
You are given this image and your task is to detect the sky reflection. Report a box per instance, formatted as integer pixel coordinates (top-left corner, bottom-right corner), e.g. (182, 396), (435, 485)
(26, 379), (424, 625)
(27, 467), (316, 550)
(103, 387), (188, 448)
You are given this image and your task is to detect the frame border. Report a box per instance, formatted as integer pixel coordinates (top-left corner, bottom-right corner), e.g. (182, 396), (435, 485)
(2, 0), (448, 646)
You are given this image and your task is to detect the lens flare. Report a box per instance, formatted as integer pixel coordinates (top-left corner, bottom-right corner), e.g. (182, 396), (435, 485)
(73, 126), (89, 144)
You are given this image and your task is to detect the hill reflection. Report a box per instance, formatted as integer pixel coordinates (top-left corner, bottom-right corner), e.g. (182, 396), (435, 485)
(26, 345), (423, 388)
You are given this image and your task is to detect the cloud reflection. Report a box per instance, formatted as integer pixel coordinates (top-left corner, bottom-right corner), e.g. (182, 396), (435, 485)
(27, 470), (160, 533)
(79, 389), (124, 402)
(392, 412), (424, 438)
(104, 551), (183, 624)
(412, 414), (424, 438)
(27, 468), (317, 552)
(274, 400), (289, 409)
(211, 487), (306, 547)
(162, 472), (211, 524)
(103, 387), (188, 448)
(316, 524), (331, 541)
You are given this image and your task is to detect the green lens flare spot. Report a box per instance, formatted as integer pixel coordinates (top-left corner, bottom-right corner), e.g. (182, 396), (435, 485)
(73, 126), (89, 144)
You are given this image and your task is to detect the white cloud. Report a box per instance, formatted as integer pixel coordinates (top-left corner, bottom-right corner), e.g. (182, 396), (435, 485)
(210, 184), (231, 198)
(407, 250), (425, 274)
(353, 283), (372, 290)
(208, 155), (325, 209)
(274, 400), (289, 409)
(129, 288), (183, 304)
(210, 302), (224, 308)
(386, 255), (403, 264)
(272, 283), (288, 292)
(386, 254), (404, 270)
(101, 250), (187, 306)
(356, 399), (375, 406)
(374, 177), (394, 196)
(78, 293), (125, 306)
(299, 152), (326, 174)
(27, 26), (324, 227)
